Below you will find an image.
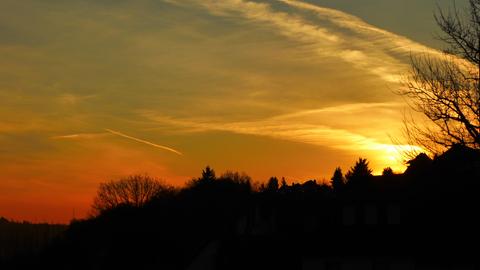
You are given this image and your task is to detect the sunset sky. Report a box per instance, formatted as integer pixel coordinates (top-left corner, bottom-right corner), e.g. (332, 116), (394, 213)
(0, 0), (466, 223)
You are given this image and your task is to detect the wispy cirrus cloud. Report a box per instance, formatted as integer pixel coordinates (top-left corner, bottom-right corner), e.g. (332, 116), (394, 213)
(139, 106), (388, 150)
(279, 0), (440, 55)
(194, 0), (445, 83)
(51, 133), (109, 140)
(198, 0), (339, 42)
(139, 102), (420, 172)
(57, 93), (97, 105)
(269, 102), (403, 120)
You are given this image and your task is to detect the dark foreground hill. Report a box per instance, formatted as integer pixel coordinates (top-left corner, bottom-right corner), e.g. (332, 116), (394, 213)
(0, 218), (66, 264)
(3, 145), (480, 270)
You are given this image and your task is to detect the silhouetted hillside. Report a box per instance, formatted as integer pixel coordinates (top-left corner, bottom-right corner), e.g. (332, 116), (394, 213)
(3, 146), (480, 269)
(0, 218), (66, 265)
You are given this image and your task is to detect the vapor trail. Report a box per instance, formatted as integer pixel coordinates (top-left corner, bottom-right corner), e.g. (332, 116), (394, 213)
(105, 129), (183, 156)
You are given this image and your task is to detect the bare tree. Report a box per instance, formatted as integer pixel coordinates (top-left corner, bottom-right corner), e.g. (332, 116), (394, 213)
(399, 0), (480, 154)
(92, 175), (171, 215)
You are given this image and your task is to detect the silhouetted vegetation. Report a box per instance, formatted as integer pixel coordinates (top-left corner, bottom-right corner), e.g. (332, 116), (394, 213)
(0, 218), (66, 264)
(2, 145), (479, 269)
(382, 167), (394, 176)
(92, 174), (173, 215)
(330, 167), (345, 192)
(400, 0), (480, 154)
(345, 157), (373, 189)
(3, 2), (480, 269)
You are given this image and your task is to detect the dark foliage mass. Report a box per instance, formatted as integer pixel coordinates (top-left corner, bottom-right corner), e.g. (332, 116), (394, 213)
(2, 145), (480, 269)
(0, 218), (66, 264)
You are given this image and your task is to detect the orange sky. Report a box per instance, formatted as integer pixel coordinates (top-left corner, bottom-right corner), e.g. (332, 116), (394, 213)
(0, 0), (454, 223)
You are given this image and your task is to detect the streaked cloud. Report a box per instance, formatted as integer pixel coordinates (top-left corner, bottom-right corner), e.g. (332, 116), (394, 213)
(139, 102), (420, 172)
(194, 0), (443, 83)
(51, 133), (109, 140)
(280, 0), (439, 54)
(57, 93), (96, 105)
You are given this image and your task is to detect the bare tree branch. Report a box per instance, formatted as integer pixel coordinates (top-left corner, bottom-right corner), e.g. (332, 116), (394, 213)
(398, 0), (480, 155)
(92, 175), (174, 215)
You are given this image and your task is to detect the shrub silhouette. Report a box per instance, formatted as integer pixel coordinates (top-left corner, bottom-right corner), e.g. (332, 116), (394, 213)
(382, 167), (394, 176)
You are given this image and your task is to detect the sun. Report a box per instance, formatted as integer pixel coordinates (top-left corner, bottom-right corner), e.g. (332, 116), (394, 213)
(371, 143), (424, 174)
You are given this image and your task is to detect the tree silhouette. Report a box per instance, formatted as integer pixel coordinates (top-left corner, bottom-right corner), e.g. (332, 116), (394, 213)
(201, 166), (216, 181)
(382, 167), (394, 176)
(345, 158), (373, 187)
(330, 167), (345, 191)
(399, 0), (480, 154)
(265, 177), (279, 192)
(280, 177), (288, 190)
(92, 175), (169, 215)
(218, 171), (253, 194)
(187, 166), (216, 189)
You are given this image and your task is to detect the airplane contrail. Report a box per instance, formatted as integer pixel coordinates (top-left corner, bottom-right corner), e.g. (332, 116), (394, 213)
(105, 129), (183, 156)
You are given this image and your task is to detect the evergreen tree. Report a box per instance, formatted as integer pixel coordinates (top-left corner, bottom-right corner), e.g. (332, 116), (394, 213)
(345, 158), (373, 188)
(330, 167), (345, 191)
(201, 166), (216, 182)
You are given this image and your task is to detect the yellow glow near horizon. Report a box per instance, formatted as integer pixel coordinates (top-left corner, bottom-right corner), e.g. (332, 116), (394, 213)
(368, 143), (425, 173)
